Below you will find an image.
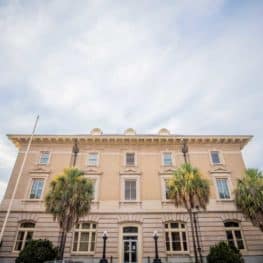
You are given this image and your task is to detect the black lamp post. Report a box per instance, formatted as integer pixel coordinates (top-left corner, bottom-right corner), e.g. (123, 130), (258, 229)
(100, 231), (108, 263)
(153, 231), (162, 263)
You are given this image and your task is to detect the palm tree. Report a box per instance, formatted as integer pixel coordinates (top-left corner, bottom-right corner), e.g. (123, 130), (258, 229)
(168, 163), (210, 263)
(235, 168), (263, 231)
(45, 167), (93, 259)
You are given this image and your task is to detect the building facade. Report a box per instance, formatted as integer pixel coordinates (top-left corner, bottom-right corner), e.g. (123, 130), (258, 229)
(0, 128), (262, 263)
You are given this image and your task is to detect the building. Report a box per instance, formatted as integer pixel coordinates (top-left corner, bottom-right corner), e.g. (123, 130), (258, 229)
(0, 128), (262, 263)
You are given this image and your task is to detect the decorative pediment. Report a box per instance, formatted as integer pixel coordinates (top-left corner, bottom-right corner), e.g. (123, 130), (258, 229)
(119, 167), (141, 175)
(83, 167), (103, 175)
(29, 166), (51, 174)
(159, 167), (176, 175)
(209, 166), (231, 174)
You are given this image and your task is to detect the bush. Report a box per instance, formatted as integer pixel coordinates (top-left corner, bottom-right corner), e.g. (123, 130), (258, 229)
(16, 239), (58, 263)
(207, 241), (244, 263)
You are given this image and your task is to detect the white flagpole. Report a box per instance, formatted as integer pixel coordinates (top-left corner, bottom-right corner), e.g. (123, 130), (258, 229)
(0, 115), (39, 244)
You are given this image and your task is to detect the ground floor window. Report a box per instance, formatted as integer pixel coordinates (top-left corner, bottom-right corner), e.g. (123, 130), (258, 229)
(165, 222), (188, 252)
(224, 221), (245, 250)
(72, 222), (96, 253)
(14, 222), (35, 251)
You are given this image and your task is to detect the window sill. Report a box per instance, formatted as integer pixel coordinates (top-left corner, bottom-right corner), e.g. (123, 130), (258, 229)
(166, 251), (190, 256)
(22, 199), (44, 202)
(71, 251), (95, 255)
(216, 199), (234, 202)
(161, 200), (174, 204)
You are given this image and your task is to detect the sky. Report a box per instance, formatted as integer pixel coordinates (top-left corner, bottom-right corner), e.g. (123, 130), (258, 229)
(0, 0), (262, 201)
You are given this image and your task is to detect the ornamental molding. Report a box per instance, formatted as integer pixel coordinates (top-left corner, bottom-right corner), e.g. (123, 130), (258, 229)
(29, 166), (51, 174)
(83, 167), (103, 175)
(17, 213), (39, 223)
(119, 167), (142, 175)
(159, 167), (176, 175)
(117, 214), (143, 224)
(79, 214), (101, 222)
(220, 212), (245, 222)
(162, 213), (189, 223)
(209, 166), (231, 174)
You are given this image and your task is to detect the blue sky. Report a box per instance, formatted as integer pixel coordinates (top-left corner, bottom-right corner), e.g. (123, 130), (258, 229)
(0, 0), (263, 200)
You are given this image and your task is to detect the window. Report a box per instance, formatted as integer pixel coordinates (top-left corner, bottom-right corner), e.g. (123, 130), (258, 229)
(125, 180), (136, 200)
(211, 151), (221, 165)
(126, 153), (135, 166)
(29, 179), (44, 199)
(224, 221), (244, 250)
(165, 222), (188, 252)
(72, 223), (96, 253)
(14, 222), (35, 251)
(163, 152), (172, 166)
(39, 151), (50, 164)
(216, 178), (230, 199)
(87, 153), (98, 166)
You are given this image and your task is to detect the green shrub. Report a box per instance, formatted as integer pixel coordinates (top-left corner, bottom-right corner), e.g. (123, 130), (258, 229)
(16, 239), (58, 263)
(207, 241), (244, 263)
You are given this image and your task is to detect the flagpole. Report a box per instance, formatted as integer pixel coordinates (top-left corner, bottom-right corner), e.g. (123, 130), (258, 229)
(0, 115), (39, 245)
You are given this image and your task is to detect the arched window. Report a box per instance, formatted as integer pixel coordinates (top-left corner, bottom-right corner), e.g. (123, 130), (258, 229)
(72, 222), (96, 253)
(224, 221), (244, 250)
(165, 222), (188, 252)
(14, 222), (35, 251)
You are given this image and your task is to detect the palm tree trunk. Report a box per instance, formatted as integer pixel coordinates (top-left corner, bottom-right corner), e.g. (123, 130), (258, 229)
(188, 210), (199, 263)
(58, 230), (67, 260)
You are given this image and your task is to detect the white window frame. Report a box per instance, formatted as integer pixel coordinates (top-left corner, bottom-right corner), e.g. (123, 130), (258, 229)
(209, 150), (224, 165)
(160, 175), (173, 202)
(164, 222), (189, 254)
(71, 222), (97, 255)
(213, 174), (233, 201)
(38, 151), (50, 165)
(28, 178), (45, 200)
(121, 175), (140, 202)
(124, 152), (137, 166)
(13, 222), (35, 252)
(162, 152), (173, 166)
(224, 221), (246, 250)
(87, 152), (99, 167)
(84, 175), (100, 202)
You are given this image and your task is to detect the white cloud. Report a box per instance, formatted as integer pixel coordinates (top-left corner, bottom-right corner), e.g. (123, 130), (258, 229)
(0, 0), (262, 199)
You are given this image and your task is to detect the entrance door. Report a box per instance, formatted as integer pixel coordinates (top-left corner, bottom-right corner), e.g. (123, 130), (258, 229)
(123, 237), (137, 263)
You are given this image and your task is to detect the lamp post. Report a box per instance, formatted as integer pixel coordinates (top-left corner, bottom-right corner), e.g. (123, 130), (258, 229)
(153, 231), (162, 263)
(100, 231), (108, 263)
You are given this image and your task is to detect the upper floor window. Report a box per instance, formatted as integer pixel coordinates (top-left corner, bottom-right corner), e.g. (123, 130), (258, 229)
(211, 151), (221, 165)
(29, 179), (44, 199)
(87, 153), (99, 166)
(14, 222), (35, 251)
(224, 221), (244, 250)
(216, 178), (230, 199)
(72, 223), (96, 253)
(165, 222), (188, 252)
(39, 151), (50, 165)
(125, 179), (137, 201)
(126, 152), (135, 166)
(163, 152), (173, 166)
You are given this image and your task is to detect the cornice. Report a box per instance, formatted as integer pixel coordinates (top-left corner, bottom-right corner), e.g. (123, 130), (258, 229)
(7, 134), (253, 150)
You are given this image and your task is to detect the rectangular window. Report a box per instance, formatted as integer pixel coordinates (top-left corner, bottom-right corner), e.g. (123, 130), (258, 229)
(163, 152), (172, 166)
(29, 179), (44, 199)
(216, 178), (230, 199)
(126, 153), (135, 166)
(39, 151), (50, 164)
(125, 180), (136, 200)
(211, 151), (221, 164)
(72, 223), (96, 253)
(87, 153), (98, 166)
(165, 180), (171, 200)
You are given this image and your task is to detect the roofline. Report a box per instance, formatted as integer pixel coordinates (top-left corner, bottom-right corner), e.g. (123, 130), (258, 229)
(7, 133), (253, 150)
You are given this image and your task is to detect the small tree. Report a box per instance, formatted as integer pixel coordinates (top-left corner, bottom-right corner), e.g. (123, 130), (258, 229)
(235, 168), (263, 231)
(45, 167), (93, 259)
(168, 163), (210, 263)
(15, 239), (58, 263)
(207, 241), (244, 263)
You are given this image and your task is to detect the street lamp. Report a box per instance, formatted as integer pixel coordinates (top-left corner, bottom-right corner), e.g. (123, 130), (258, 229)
(153, 231), (162, 263)
(100, 231), (108, 263)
